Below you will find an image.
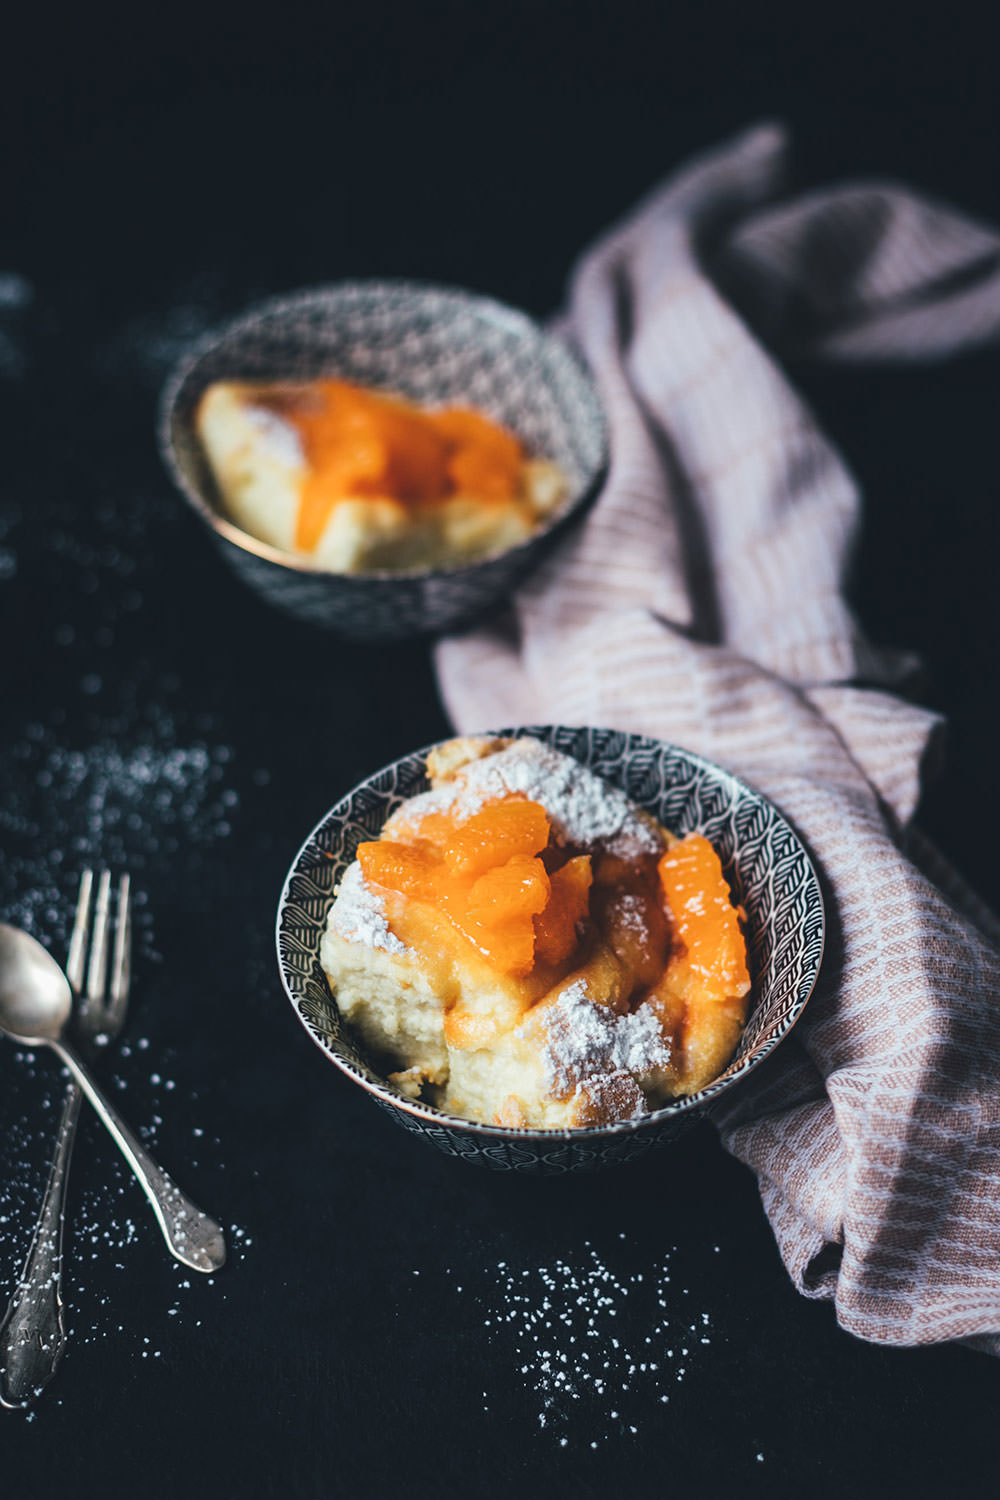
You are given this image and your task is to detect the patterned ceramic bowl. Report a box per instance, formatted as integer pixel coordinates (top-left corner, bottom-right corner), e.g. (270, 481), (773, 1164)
(276, 726), (825, 1175)
(158, 281), (607, 639)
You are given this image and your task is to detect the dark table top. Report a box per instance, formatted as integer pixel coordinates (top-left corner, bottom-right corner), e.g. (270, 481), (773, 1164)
(2, 5), (999, 1496)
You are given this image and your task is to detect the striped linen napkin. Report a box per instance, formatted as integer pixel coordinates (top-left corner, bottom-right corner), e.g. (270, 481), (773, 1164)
(435, 124), (1000, 1352)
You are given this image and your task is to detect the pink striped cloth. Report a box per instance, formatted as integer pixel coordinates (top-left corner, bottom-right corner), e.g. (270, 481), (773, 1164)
(435, 124), (1000, 1352)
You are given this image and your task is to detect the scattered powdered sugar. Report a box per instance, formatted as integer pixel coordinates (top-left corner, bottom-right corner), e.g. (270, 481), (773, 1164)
(0, 270), (33, 381)
(0, 1040), (254, 1418)
(0, 710), (238, 960)
(0, 706), (251, 1410)
(92, 277), (237, 388)
(465, 1240), (720, 1445)
(245, 405), (305, 468)
(539, 980), (671, 1108)
(404, 739), (663, 857)
(0, 271), (33, 310)
(327, 863), (406, 954)
(0, 283), (273, 1412)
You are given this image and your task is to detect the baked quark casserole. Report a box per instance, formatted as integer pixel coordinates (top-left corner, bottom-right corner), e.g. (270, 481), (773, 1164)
(195, 379), (568, 573)
(320, 736), (752, 1129)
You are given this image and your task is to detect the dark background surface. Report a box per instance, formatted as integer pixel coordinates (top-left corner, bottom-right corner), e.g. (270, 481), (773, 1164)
(1, 3), (998, 1496)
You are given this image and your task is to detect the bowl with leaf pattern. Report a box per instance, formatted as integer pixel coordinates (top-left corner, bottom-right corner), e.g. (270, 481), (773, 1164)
(276, 725), (824, 1173)
(159, 281), (607, 639)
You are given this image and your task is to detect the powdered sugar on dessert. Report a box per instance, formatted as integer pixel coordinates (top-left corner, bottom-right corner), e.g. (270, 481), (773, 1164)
(613, 893), (648, 933)
(539, 980), (671, 1106)
(245, 405), (305, 468)
(399, 739), (663, 858)
(573, 1070), (648, 1121)
(329, 862), (406, 954)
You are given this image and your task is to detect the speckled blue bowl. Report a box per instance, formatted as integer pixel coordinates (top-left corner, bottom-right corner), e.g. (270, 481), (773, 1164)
(158, 281), (607, 640)
(275, 726), (825, 1175)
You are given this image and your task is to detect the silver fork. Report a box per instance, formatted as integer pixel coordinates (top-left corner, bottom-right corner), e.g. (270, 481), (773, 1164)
(0, 870), (131, 1408)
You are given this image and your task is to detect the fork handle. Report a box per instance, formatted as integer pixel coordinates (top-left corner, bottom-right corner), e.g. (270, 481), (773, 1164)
(0, 1083), (81, 1408)
(49, 1039), (227, 1275)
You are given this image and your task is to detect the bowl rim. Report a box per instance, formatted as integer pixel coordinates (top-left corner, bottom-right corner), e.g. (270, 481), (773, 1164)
(274, 726), (825, 1142)
(156, 277), (609, 583)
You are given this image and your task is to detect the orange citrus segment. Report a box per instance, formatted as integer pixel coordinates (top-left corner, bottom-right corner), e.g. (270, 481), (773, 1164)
(430, 406), (524, 501)
(296, 428), (391, 550)
(657, 835), (749, 1001)
(254, 379), (526, 551)
(454, 916), (537, 976)
(357, 839), (442, 898)
(466, 854), (551, 923)
(451, 854), (551, 975)
(361, 814), (555, 977)
(534, 855), (593, 967)
(444, 799), (550, 878)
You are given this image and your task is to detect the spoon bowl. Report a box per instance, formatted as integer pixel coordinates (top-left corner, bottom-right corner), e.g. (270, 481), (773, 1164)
(0, 925), (73, 1045)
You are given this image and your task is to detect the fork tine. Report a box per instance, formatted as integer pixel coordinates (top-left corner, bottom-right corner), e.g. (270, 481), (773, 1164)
(104, 873), (132, 1034)
(65, 869), (94, 994)
(79, 868), (112, 1029)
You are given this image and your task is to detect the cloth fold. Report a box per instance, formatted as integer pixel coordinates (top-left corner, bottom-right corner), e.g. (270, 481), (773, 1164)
(435, 124), (1000, 1353)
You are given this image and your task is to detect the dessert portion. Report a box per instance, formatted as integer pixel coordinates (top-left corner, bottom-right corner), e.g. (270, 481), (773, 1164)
(321, 736), (752, 1129)
(195, 378), (568, 573)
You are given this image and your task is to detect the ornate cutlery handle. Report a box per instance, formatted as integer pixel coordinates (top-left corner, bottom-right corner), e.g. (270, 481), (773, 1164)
(50, 1039), (226, 1275)
(0, 1085), (81, 1408)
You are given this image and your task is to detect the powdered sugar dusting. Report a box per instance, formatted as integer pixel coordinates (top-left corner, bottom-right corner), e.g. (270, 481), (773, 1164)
(615, 893), (648, 933)
(0, 1037), (253, 1420)
(402, 739), (664, 857)
(573, 1070), (648, 1122)
(0, 711), (238, 961)
(460, 1239), (723, 1446)
(0, 271), (33, 381)
(540, 981), (670, 1105)
(93, 277), (235, 387)
(245, 405), (305, 467)
(328, 864), (406, 954)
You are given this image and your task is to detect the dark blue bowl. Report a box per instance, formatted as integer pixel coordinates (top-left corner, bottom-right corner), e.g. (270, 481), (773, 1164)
(276, 726), (825, 1174)
(158, 281), (607, 639)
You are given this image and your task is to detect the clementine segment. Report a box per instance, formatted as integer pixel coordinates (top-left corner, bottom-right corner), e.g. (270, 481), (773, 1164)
(443, 799), (549, 877)
(362, 804), (558, 976)
(357, 839), (441, 898)
(657, 835), (750, 1001)
(456, 854), (551, 975)
(466, 854), (551, 922)
(430, 407), (523, 500)
(534, 855), (593, 966)
(274, 380), (525, 550)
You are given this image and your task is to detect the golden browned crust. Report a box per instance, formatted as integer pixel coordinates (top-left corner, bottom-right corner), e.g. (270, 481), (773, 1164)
(425, 736), (513, 786)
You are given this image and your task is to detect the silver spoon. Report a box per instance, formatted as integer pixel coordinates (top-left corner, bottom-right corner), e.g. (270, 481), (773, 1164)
(0, 923), (226, 1274)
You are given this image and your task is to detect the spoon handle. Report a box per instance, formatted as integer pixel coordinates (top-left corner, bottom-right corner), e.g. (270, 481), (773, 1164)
(49, 1039), (227, 1275)
(0, 1084), (81, 1408)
